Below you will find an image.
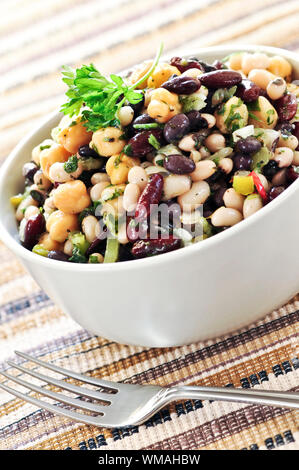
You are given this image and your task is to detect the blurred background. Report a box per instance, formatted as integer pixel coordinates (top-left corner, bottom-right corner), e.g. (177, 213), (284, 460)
(1, 0), (299, 164)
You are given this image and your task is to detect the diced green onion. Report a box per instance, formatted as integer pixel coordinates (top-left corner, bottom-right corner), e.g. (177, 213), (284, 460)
(104, 238), (119, 263)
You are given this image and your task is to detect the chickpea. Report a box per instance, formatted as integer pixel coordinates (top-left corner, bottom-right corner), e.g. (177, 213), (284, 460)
(241, 53), (270, 75)
(58, 120), (92, 154)
(106, 154), (139, 185)
(49, 160), (83, 183)
(46, 210), (79, 243)
(147, 63), (181, 88)
(82, 215), (100, 243)
(190, 160), (216, 182)
(268, 55), (292, 78)
(90, 181), (110, 202)
(211, 206), (243, 227)
(204, 133), (225, 153)
(243, 194), (263, 218)
(147, 88), (181, 123)
(162, 175), (191, 200)
(40, 144), (70, 180)
(273, 147), (294, 168)
(53, 180), (91, 214)
(32, 139), (54, 166)
(38, 232), (63, 252)
(91, 127), (126, 157)
(219, 157), (233, 174)
(123, 183), (140, 212)
(178, 181), (210, 212)
(278, 134), (298, 151)
(24, 205), (40, 220)
(117, 106), (134, 127)
(215, 96), (248, 134)
(130, 61), (153, 89)
(128, 165), (148, 190)
(266, 77), (286, 100)
(248, 96), (278, 129)
(292, 151), (299, 166)
(16, 196), (38, 221)
(33, 169), (52, 191)
(228, 52), (244, 71)
(223, 188), (244, 211)
(247, 69), (275, 90)
(91, 173), (110, 186)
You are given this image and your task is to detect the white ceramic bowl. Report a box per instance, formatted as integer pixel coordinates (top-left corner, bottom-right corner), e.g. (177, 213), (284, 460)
(1, 45), (299, 347)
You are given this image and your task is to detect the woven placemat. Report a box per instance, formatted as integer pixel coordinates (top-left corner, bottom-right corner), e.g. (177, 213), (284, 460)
(0, 0), (299, 450)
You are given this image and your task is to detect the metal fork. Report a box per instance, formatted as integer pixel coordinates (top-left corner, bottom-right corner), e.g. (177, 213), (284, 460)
(0, 351), (298, 428)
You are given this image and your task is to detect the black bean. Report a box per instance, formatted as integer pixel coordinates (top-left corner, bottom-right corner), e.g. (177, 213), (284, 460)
(22, 162), (38, 182)
(275, 93), (297, 121)
(275, 121), (294, 134)
(199, 70), (242, 89)
(30, 189), (45, 206)
(23, 213), (45, 250)
(78, 145), (100, 159)
(213, 186), (227, 207)
(197, 61), (217, 73)
(262, 160), (279, 180)
(235, 136), (262, 155)
(292, 122), (299, 150)
(48, 250), (70, 262)
(162, 75), (200, 95)
(233, 153), (252, 171)
(164, 154), (195, 174)
(268, 186), (285, 201)
(170, 56), (204, 73)
(128, 129), (164, 156)
(130, 91), (145, 114)
(236, 79), (261, 102)
(186, 111), (209, 131)
(163, 114), (190, 143)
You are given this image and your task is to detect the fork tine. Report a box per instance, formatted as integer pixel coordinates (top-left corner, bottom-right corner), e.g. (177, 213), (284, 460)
(15, 351), (118, 391)
(0, 371), (108, 415)
(7, 361), (112, 403)
(0, 381), (104, 427)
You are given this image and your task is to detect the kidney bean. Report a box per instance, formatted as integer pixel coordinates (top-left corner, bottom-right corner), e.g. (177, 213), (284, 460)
(287, 165), (299, 182)
(268, 185), (285, 201)
(235, 136), (262, 155)
(128, 129), (164, 156)
(85, 235), (106, 256)
(23, 213), (45, 250)
(272, 168), (288, 186)
(163, 114), (190, 143)
(48, 250), (70, 262)
(135, 173), (164, 221)
(186, 111), (209, 131)
(199, 70), (242, 89)
(292, 122), (299, 150)
(127, 218), (148, 242)
(22, 162), (38, 182)
(78, 145), (99, 159)
(131, 236), (181, 258)
(275, 93), (297, 121)
(164, 154), (195, 174)
(233, 154), (253, 171)
(275, 121), (294, 134)
(236, 79), (261, 102)
(262, 160), (279, 180)
(213, 186), (227, 207)
(132, 113), (155, 127)
(212, 60), (226, 70)
(170, 56), (204, 73)
(162, 75), (200, 95)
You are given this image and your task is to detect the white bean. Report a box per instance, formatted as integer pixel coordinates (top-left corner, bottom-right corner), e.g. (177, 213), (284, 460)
(181, 68), (203, 79)
(243, 195), (263, 218)
(49, 161), (83, 183)
(241, 53), (270, 75)
(292, 151), (299, 165)
(16, 196), (38, 221)
(204, 133), (226, 153)
(91, 173), (110, 185)
(117, 224), (129, 245)
(162, 175), (191, 200)
(273, 147), (294, 168)
(82, 215), (100, 243)
(90, 182), (110, 202)
(117, 106), (134, 126)
(24, 205), (40, 220)
(219, 158), (233, 174)
(278, 134), (298, 151)
(178, 181), (210, 212)
(223, 188), (244, 211)
(190, 149), (202, 162)
(33, 170), (52, 190)
(190, 160), (216, 181)
(178, 134), (195, 152)
(256, 173), (270, 192)
(211, 207), (243, 227)
(201, 113), (216, 129)
(128, 166), (148, 190)
(64, 239), (73, 256)
(123, 183), (140, 212)
(266, 77), (286, 100)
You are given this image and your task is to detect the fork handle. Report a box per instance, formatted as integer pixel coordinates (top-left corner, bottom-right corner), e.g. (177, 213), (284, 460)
(166, 386), (299, 409)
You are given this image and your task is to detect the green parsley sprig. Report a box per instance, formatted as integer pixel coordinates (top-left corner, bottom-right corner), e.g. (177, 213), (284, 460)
(60, 43), (164, 131)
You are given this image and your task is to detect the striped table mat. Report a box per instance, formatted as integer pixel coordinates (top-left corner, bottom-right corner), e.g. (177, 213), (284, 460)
(0, 0), (299, 450)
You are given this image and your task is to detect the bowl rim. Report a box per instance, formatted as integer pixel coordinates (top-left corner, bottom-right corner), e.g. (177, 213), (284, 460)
(1, 44), (299, 273)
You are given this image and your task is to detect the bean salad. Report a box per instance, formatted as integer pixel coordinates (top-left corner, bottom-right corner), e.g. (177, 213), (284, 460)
(12, 47), (299, 263)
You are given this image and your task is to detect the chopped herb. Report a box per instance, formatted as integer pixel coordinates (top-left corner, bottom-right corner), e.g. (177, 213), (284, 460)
(248, 112), (264, 123)
(133, 123), (163, 130)
(78, 207), (95, 224)
(124, 144), (133, 156)
(69, 246), (87, 263)
(104, 238), (119, 263)
(101, 187), (124, 202)
(39, 144), (51, 151)
(89, 254), (100, 263)
(212, 86), (237, 107)
(148, 134), (161, 150)
(247, 100), (261, 112)
(64, 155), (78, 173)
